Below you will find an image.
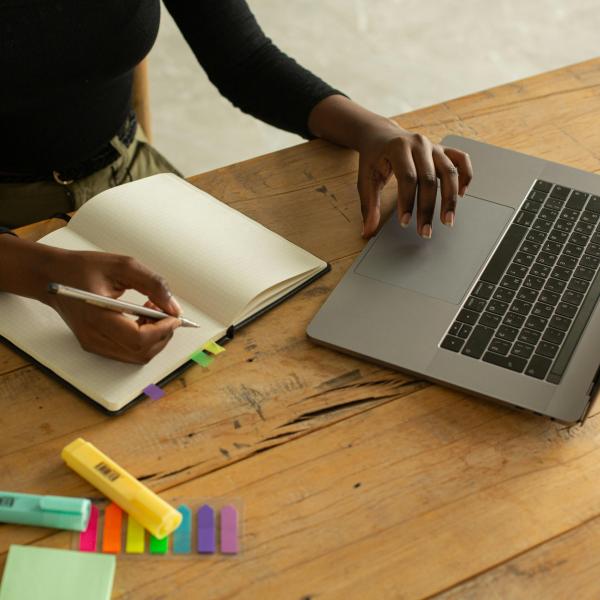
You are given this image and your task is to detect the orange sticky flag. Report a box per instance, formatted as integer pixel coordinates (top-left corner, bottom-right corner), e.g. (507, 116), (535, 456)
(102, 503), (123, 553)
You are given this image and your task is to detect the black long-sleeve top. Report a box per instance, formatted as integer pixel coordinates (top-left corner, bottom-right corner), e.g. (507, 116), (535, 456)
(0, 0), (340, 175)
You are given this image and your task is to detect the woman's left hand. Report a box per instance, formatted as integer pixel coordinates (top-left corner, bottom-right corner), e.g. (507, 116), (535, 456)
(355, 120), (473, 239)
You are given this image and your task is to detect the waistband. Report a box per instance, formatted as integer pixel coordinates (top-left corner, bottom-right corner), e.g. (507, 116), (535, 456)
(0, 110), (138, 185)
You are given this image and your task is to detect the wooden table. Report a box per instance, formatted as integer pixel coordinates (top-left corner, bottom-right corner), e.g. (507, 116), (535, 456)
(3, 59), (600, 599)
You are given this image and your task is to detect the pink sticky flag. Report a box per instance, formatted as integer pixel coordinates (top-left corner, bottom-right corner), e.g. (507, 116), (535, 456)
(220, 504), (239, 554)
(79, 504), (99, 552)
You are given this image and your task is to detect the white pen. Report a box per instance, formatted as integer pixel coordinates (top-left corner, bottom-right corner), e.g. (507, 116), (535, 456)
(48, 283), (200, 328)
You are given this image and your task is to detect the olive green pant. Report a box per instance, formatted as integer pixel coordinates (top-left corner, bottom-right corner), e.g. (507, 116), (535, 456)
(0, 126), (181, 229)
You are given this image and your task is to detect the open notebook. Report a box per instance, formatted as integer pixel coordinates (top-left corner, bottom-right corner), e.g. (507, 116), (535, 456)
(0, 174), (328, 413)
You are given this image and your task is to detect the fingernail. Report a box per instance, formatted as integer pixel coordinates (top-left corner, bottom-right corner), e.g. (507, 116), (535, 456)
(400, 212), (411, 228)
(169, 296), (182, 316)
(421, 224), (432, 239)
(444, 211), (455, 227)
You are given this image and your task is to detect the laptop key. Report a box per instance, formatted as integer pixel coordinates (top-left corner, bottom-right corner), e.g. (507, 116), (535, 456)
(575, 221), (594, 236)
(457, 324), (473, 339)
(557, 255), (578, 270)
(510, 299), (532, 316)
(533, 219), (552, 233)
(533, 180), (552, 193)
(560, 208), (579, 222)
(526, 230), (546, 244)
(457, 309), (479, 325)
(497, 325), (518, 342)
(520, 240), (540, 254)
(461, 325), (494, 359)
(580, 210), (600, 225)
(567, 190), (589, 210)
(493, 287), (516, 303)
(524, 275), (545, 290)
(487, 300), (509, 315)
(545, 197), (563, 211)
(538, 290), (560, 306)
(514, 252), (534, 267)
(532, 302), (553, 319)
(586, 243), (600, 258)
(479, 311), (502, 328)
(568, 277), (589, 294)
(548, 314), (571, 332)
(562, 289), (583, 306)
(548, 229), (569, 243)
(449, 322), (462, 336)
(569, 232), (589, 247)
(480, 224), (528, 285)
(516, 288), (538, 303)
(483, 351), (527, 373)
(542, 327), (565, 345)
(489, 338), (511, 355)
(537, 341), (559, 359)
(524, 315), (548, 331)
(536, 252), (557, 267)
(555, 219), (574, 232)
(550, 185), (570, 200)
(530, 263), (550, 279)
(580, 254), (600, 270)
(472, 281), (495, 300)
(555, 302), (578, 319)
(507, 263), (528, 278)
(466, 296), (487, 312)
(539, 207), (559, 222)
(512, 341), (534, 359)
(500, 275), (522, 290)
(586, 195), (600, 213)
(441, 335), (464, 352)
(551, 266), (573, 281)
(503, 311), (525, 328)
(574, 265), (595, 281)
(545, 277), (566, 293)
(563, 243), (584, 258)
(519, 328), (541, 345)
(515, 211), (535, 227)
(543, 240), (563, 254)
(526, 355), (552, 379)
(522, 200), (540, 214)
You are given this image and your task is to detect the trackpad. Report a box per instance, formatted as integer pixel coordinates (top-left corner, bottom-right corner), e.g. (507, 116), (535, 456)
(354, 195), (513, 304)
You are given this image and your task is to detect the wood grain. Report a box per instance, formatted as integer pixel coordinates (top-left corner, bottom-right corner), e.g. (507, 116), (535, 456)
(3, 59), (600, 599)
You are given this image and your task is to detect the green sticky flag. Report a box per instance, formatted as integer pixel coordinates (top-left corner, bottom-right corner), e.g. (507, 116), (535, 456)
(190, 350), (214, 367)
(149, 533), (169, 555)
(0, 545), (115, 600)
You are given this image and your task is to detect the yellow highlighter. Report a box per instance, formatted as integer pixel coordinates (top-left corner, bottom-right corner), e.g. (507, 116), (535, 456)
(61, 438), (181, 540)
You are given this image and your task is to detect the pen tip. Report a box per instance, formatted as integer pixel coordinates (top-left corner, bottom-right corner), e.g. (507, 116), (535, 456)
(48, 282), (59, 294)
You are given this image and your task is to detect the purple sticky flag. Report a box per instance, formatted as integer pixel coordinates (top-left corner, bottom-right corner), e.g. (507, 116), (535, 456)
(220, 504), (239, 554)
(197, 504), (215, 553)
(143, 384), (165, 400)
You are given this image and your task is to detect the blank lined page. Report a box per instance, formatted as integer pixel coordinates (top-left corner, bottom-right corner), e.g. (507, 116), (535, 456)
(66, 174), (326, 325)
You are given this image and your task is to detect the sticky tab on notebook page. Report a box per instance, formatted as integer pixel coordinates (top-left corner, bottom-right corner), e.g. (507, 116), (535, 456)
(220, 504), (239, 554)
(197, 504), (216, 553)
(79, 504), (99, 552)
(149, 533), (169, 555)
(102, 503), (123, 553)
(125, 516), (145, 554)
(173, 505), (192, 554)
(190, 350), (214, 367)
(202, 340), (226, 355)
(143, 383), (165, 400)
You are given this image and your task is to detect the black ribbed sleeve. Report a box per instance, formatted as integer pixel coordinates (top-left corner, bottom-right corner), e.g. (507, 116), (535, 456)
(164, 0), (343, 138)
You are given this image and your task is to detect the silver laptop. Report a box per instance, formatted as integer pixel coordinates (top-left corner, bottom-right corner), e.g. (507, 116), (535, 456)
(307, 136), (600, 423)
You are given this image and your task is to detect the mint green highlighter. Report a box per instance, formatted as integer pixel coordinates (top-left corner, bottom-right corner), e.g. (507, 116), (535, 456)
(0, 492), (91, 531)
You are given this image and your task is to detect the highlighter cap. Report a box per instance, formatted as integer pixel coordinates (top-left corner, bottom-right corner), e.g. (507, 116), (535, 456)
(0, 492), (91, 532)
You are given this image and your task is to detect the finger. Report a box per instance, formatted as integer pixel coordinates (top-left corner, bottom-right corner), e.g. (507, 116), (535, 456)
(432, 146), (459, 227)
(412, 136), (437, 239)
(357, 160), (383, 238)
(91, 308), (179, 356)
(137, 300), (160, 326)
(112, 256), (182, 316)
(443, 147), (473, 197)
(388, 141), (418, 229)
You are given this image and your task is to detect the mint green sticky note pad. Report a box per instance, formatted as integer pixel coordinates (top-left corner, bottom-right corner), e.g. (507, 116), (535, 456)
(0, 545), (116, 600)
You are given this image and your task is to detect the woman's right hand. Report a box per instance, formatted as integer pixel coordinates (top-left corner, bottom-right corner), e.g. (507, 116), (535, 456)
(42, 250), (182, 364)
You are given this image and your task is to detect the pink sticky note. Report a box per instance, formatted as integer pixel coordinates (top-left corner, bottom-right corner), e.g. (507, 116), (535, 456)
(79, 504), (99, 552)
(220, 504), (239, 554)
(144, 384), (165, 400)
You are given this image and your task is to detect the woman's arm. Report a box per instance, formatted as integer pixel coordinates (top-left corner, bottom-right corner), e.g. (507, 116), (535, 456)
(0, 234), (181, 363)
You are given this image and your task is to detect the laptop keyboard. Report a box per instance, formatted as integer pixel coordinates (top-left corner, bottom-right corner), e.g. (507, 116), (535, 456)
(440, 180), (600, 384)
